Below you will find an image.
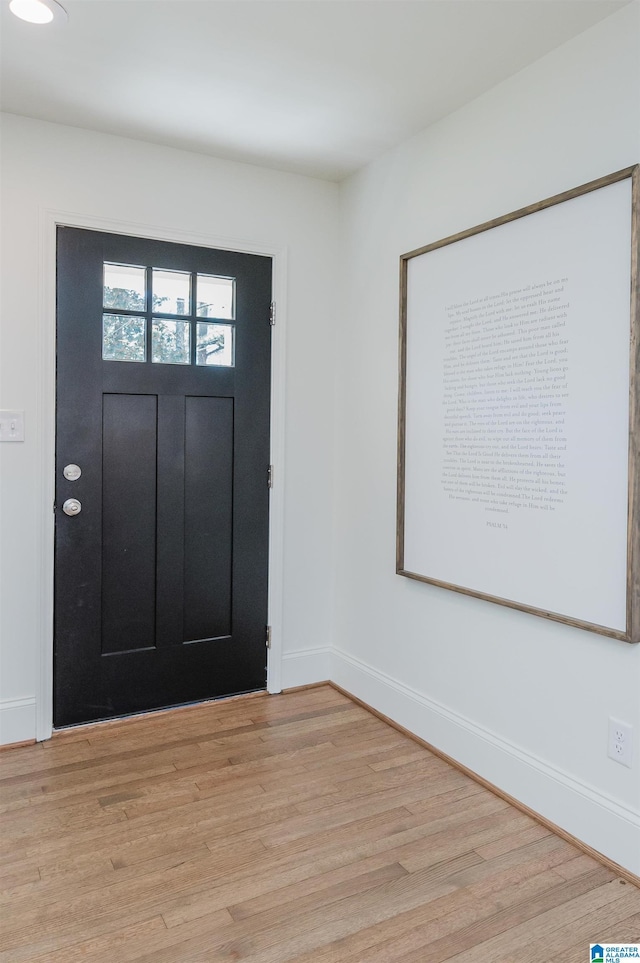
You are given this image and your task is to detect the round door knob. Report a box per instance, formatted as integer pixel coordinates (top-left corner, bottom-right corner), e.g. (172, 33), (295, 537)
(62, 498), (82, 516)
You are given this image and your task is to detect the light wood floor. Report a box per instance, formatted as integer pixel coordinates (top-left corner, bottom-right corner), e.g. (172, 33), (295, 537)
(1, 685), (638, 962)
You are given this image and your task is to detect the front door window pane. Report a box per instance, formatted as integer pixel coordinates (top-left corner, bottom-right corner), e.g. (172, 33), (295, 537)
(152, 269), (191, 315)
(196, 275), (235, 320)
(103, 314), (146, 362)
(152, 320), (191, 364)
(196, 323), (234, 367)
(103, 263), (146, 311)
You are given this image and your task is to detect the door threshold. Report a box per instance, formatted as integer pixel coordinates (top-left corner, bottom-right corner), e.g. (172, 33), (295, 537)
(51, 688), (269, 739)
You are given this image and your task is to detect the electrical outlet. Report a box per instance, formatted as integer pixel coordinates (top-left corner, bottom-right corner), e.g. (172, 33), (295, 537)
(608, 717), (633, 768)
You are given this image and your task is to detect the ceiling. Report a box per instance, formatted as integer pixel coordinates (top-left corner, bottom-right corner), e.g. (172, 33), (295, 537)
(0, 0), (631, 181)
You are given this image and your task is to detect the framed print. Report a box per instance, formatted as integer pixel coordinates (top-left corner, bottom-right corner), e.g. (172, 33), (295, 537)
(397, 166), (639, 642)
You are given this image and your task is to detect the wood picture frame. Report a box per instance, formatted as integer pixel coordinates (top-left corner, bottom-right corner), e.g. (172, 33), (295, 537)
(397, 166), (639, 643)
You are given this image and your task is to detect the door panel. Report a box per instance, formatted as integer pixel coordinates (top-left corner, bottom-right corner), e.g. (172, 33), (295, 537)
(54, 227), (272, 727)
(102, 393), (158, 655)
(183, 395), (233, 643)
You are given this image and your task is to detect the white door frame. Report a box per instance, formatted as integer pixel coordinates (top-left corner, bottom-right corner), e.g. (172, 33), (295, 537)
(36, 209), (286, 741)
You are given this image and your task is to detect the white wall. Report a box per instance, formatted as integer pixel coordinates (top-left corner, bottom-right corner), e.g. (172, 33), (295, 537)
(333, 5), (640, 874)
(0, 115), (339, 742)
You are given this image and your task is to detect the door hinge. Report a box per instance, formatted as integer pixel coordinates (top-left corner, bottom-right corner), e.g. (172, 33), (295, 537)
(269, 301), (276, 326)
(268, 464), (274, 488)
(266, 626), (272, 649)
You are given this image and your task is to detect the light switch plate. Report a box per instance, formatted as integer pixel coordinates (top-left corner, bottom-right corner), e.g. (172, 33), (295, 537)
(0, 410), (25, 442)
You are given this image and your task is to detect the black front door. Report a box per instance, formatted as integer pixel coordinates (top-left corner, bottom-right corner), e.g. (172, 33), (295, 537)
(54, 228), (272, 727)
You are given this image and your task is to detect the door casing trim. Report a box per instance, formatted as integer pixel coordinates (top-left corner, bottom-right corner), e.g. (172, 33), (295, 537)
(37, 209), (286, 740)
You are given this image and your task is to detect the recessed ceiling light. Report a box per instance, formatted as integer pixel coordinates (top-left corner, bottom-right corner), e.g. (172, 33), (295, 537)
(9, 0), (68, 25)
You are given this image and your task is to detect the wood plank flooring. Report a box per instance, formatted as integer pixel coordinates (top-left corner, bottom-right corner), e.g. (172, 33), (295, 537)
(0, 685), (638, 961)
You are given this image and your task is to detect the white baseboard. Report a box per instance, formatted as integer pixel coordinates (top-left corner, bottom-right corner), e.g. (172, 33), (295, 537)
(330, 647), (640, 877)
(0, 697), (36, 746)
(280, 646), (331, 690)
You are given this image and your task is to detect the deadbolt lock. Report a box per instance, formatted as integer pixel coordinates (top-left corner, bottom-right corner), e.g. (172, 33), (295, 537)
(63, 464), (82, 481)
